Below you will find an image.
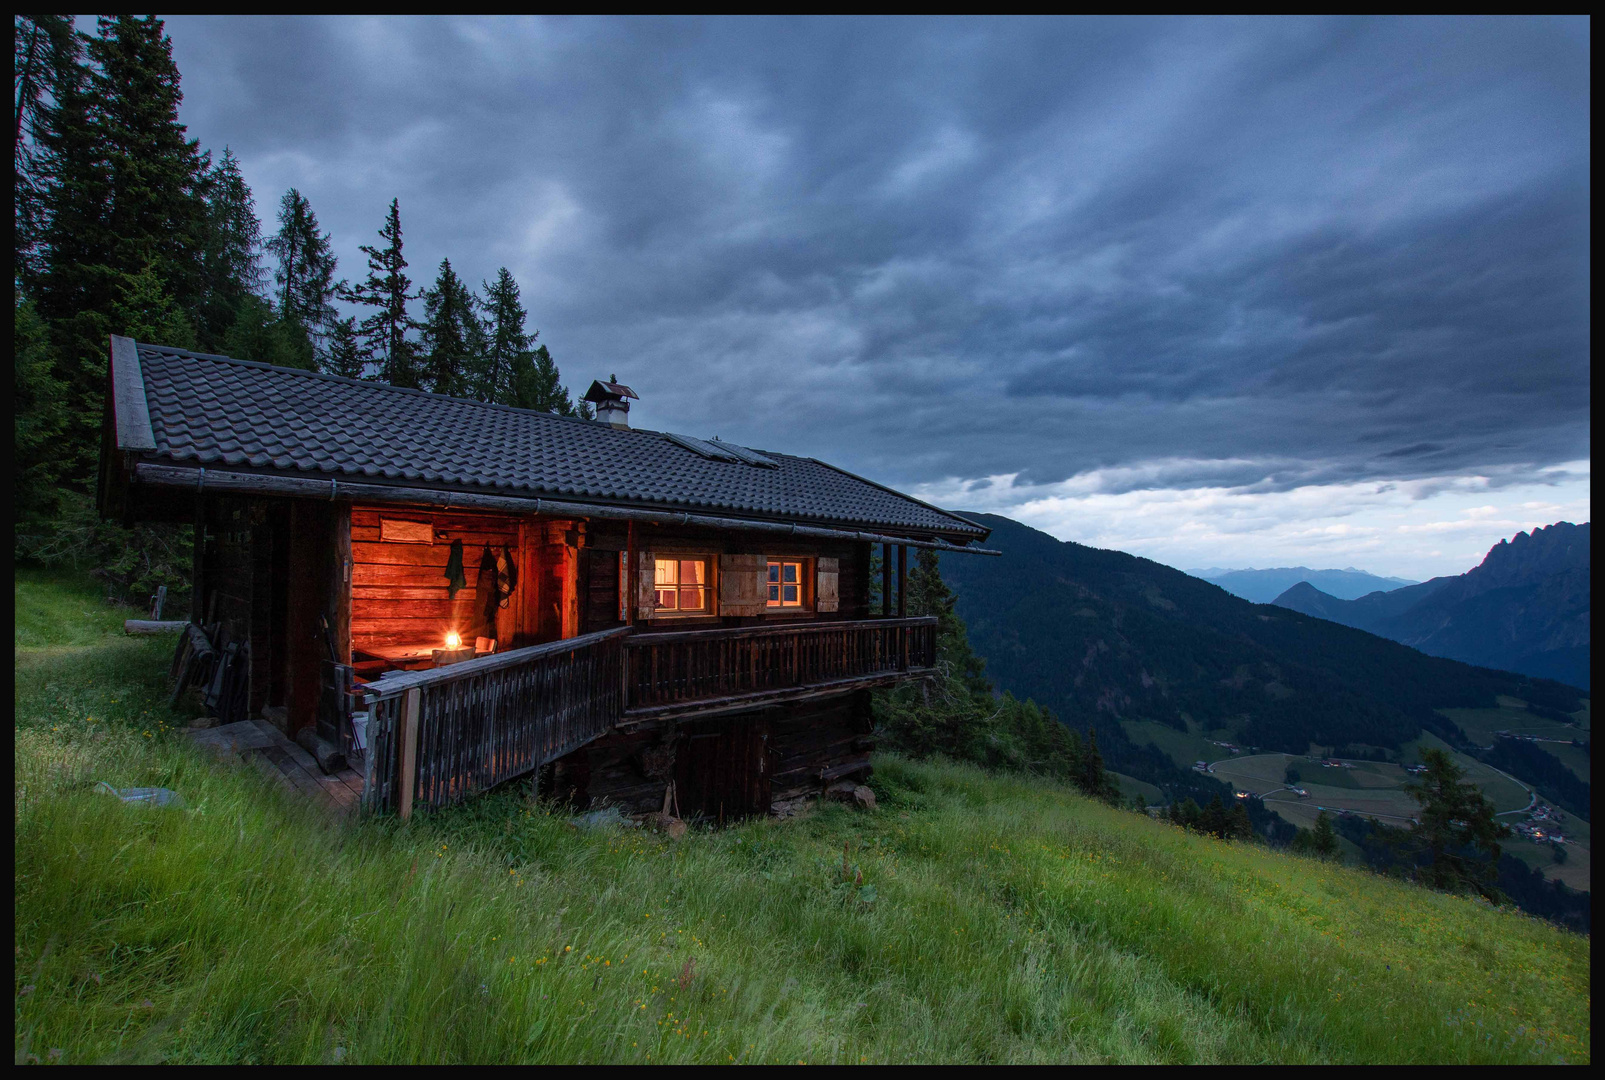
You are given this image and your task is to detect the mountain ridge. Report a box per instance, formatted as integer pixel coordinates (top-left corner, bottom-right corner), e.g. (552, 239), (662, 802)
(1188, 566), (1418, 603)
(1272, 522), (1590, 690)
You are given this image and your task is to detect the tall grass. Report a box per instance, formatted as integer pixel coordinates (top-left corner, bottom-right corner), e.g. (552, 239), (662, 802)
(13, 571), (1591, 1064)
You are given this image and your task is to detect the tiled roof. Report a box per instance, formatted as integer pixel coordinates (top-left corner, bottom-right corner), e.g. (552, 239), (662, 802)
(130, 343), (986, 540)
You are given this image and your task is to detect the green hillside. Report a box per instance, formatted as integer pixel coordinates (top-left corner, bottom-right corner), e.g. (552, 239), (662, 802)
(13, 569), (1592, 1063)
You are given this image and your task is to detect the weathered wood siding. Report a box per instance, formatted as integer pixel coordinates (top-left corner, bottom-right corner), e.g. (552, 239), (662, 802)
(769, 691), (874, 801)
(552, 689), (873, 817)
(349, 506), (525, 650)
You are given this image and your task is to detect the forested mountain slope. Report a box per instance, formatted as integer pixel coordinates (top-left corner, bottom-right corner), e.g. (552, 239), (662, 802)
(937, 514), (1583, 766)
(1274, 522), (1590, 690)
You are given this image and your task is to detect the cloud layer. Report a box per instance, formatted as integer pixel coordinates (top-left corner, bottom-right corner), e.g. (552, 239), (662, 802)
(160, 16), (1591, 574)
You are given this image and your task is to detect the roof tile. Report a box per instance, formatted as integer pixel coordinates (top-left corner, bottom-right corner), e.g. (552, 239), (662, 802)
(133, 344), (984, 539)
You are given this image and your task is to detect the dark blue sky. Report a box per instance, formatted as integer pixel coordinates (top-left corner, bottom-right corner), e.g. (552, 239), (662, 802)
(159, 16), (1591, 577)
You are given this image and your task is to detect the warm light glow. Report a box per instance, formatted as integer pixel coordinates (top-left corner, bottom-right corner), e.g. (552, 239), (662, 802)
(445, 632), (461, 649)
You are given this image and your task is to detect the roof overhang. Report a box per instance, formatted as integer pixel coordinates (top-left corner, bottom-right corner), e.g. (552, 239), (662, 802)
(130, 461), (1001, 555)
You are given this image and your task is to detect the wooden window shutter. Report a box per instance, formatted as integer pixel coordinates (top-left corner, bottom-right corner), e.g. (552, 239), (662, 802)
(636, 550), (658, 620)
(719, 553), (767, 616)
(816, 557), (840, 613)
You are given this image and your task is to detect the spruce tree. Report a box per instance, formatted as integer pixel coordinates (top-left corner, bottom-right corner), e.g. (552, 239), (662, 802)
(14, 290), (68, 529)
(27, 15), (208, 482)
(13, 14), (79, 274)
(346, 198), (417, 386)
(86, 16), (209, 319)
(1312, 811), (1340, 859)
(1405, 748), (1508, 898)
(478, 266), (535, 404)
(418, 258), (478, 397)
(264, 188), (339, 343)
(196, 147), (264, 349)
(322, 315), (364, 379)
(512, 344), (580, 414)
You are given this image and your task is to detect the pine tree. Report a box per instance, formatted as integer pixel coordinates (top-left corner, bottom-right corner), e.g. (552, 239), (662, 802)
(418, 258), (479, 397)
(322, 315), (364, 379)
(222, 293), (314, 371)
(13, 14), (79, 275)
(27, 15), (209, 482)
(1405, 748), (1508, 898)
(111, 260), (196, 349)
(196, 146), (264, 349)
(264, 188), (339, 343)
(511, 344), (582, 414)
(1079, 727), (1121, 805)
(478, 267), (534, 404)
(906, 548), (992, 701)
(87, 16), (209, 319)
(14, 290), (68, 529)
(1312, 811), (1339, 859)
(346, 198), (417, 386)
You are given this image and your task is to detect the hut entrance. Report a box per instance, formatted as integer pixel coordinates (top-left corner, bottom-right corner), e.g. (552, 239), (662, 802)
(673, 714), (771, 822)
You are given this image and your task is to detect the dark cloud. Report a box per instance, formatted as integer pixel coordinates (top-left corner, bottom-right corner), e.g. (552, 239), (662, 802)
(162, 15), (1590, 494)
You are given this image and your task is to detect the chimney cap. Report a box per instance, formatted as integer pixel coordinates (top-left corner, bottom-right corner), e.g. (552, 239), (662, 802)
(582, 378), (639, 404)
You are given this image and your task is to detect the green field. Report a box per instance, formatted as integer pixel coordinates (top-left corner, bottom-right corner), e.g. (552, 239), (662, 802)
(1110, 771), (1163, 806)
(14, 570), (1592, 1063)
(1439, 703), (1584, 747)
(1119, 719), (1218, 771)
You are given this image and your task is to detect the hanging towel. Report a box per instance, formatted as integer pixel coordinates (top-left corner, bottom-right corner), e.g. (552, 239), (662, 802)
(444, 539), (467, 598)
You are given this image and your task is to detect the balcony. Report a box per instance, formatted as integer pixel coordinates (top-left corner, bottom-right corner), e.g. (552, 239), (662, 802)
(358, 616), (937, 815)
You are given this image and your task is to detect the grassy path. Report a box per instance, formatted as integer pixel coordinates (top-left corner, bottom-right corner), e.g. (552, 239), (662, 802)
(13, 569), (1591, 1063)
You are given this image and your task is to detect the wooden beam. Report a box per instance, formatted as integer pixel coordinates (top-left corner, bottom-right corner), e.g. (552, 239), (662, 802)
(109, 335), (156, 451)
(398, 687), (420, 822)
(881, 543), (892, 617)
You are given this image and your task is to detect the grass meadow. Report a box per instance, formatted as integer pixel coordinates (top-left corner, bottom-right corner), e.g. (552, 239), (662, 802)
(14, 568), (1592, 1063)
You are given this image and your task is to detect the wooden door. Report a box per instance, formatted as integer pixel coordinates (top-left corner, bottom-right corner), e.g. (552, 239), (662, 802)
(673, 714), (771, 822)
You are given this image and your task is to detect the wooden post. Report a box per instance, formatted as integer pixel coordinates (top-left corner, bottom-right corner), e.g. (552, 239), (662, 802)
(626, 521), (637, 627)
(398, 687), (420, 821)
(897, 545), (908, 669)
(880, 543), (892, 618)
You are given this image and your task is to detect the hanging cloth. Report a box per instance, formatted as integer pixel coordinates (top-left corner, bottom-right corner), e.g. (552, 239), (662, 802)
(477, 544), (501, 634)
(444, 539), (467, 598)
(500, 544), (519, 606)
(497, 544), (518, 608)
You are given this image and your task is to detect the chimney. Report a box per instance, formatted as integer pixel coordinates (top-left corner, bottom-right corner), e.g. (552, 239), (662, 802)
(582, 375), (639, 430)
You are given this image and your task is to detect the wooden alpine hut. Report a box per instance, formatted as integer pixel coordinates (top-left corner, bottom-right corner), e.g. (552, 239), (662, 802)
(99, 335), (996, 819)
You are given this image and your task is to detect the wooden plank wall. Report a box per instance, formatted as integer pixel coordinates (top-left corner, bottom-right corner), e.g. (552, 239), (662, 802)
(349, 505), (527, 651)
(769, 691), (874, 802)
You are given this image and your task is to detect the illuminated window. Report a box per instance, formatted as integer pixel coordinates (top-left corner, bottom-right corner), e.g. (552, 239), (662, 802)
(654, 557), (709, 613)
(767, 560), (804, 607)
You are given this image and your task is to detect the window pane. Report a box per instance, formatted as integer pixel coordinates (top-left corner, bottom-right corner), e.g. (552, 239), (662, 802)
(782, 563), (798, 583)
(768, 585), (780, 603)
(656, 587), (677, 609)
(680, 560), (704, 585)
(768, 563), (780, 583)
(654, 559), (676, 586)
(679, 586), (702, 611)
(783, 584), (798, 603)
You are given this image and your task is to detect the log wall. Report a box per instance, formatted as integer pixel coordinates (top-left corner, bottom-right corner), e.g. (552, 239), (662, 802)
(349, 506), (532, 651)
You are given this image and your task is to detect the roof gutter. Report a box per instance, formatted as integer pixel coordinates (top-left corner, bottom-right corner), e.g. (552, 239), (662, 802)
(133, 462), (1002, 556)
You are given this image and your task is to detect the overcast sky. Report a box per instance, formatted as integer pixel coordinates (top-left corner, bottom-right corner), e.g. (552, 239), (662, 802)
(160, 15), (1591, 580)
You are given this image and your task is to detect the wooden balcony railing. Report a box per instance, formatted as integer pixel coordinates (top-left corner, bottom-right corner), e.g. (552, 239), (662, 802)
(356, 617), (936, 815)
(623, 616), (937, 719)
(360, 627), (628, 816)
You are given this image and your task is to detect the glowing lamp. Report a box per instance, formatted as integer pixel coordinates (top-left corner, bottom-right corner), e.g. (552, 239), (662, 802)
(445, 631), (461, 649)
